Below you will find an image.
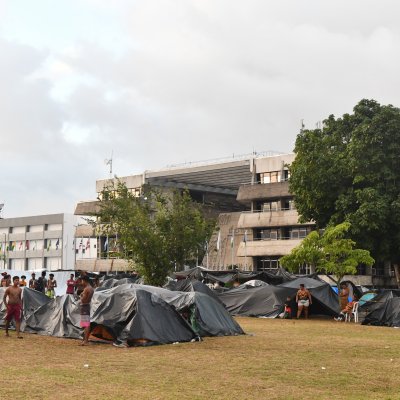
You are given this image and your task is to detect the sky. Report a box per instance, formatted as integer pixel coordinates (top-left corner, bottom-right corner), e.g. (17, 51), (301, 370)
(1, 0), (400, 217)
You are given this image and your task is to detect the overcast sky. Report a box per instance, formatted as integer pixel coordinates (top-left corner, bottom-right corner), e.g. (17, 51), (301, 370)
(1, 0), (400, 218)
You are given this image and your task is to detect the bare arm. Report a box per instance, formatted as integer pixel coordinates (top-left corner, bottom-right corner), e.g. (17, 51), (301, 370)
(308, 290), (312, 304)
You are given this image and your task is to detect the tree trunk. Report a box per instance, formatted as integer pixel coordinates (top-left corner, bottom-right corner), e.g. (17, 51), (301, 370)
(393, 264), (400, 289)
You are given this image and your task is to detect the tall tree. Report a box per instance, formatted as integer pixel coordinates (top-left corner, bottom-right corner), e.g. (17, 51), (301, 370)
(280, 223), (374, 285)
(93, 181), (214, 286)
(290, 99), (400, 275)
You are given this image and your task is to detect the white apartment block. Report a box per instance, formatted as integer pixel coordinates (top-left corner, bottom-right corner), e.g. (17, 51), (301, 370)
(0, 213), (77, 272)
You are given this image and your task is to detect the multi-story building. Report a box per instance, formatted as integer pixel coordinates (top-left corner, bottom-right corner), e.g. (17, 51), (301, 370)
(73, 152), (396, 286)
(0, 213), (77, 271)
(206, 154), (313, 271)
(74, 152), (283, 271)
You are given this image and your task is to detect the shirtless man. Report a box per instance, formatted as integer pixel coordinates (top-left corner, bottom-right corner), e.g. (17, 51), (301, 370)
(79, 275), (94, 346)
(3, 276), (23, 338)
(46, 273), (57, 298)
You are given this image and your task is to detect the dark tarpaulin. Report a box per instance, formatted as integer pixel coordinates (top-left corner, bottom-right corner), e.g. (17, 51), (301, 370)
(218, 285), (293, 317)
(0, 287), (51, 328)
(174, 266), (319, 286)
(91, 286), (196, 344)
(23, 283), (243, 344)
(279, 277), (340, 316)
(131, 284), (244, 336)
(24, 294), (82, 338)
(165, 279), (224, 305)
(362, 290), (400, 327)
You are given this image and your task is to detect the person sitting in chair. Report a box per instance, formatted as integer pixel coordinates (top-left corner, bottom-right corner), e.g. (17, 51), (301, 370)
(334, 296), (358, 321)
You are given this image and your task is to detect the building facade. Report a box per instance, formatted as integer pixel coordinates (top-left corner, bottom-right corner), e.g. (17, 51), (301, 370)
(0, 213), (77, 272)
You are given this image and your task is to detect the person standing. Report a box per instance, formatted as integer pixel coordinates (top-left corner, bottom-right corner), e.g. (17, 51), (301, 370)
(339, 282), (349, 310)
(19, 276), (27, 287)
(29, 273), (37, 289)
(41, 271), (47, 294)
(66, 274), (76, 295)
(79, 275), (94, 346)
(296, 283), (312, 319)
(1, 272), (9, 287)
(3, 276), (23, 338)
(46, 273), (57, 298)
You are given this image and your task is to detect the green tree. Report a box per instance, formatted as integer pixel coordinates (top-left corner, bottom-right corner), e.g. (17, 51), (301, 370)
(290, 99), (400, 280)
(94, 181), (214, 286)
(280, 223), (374, 285)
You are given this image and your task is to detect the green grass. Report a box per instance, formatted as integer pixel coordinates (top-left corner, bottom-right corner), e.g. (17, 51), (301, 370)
(3, 317), (400, 399)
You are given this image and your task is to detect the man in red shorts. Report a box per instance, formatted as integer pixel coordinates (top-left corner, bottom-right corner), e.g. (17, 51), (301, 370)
(3, 276), (23, 338)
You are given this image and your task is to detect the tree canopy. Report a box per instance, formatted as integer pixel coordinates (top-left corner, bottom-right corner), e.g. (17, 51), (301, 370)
(290, 99), (400, 264)
(93, 181), (215, 286)
(280, 223), (374, 283)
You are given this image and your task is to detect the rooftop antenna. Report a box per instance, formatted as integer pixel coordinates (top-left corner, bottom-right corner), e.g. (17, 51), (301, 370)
(300, 119), (305, 132)
(104, 150), (113, 178)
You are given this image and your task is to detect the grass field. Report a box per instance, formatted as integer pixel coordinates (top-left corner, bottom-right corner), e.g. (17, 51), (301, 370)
(2, 317), (400, 400)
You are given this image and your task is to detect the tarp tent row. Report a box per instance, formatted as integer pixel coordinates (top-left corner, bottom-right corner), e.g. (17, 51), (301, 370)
(174, 266), (319, 286)
(11, 281), (243, 346)
(218, 277), (340, 318)
(362, 290), (400, 327)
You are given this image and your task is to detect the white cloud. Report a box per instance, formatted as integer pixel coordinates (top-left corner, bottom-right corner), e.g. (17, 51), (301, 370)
(2, 0), (400, 216)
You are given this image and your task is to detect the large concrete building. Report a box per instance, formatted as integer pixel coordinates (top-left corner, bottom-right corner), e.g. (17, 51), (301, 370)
(73, 152), (280, 271)
(205, 153), (313, 271)
(74, 152), (396, 286)
(0, 213), (77, 271)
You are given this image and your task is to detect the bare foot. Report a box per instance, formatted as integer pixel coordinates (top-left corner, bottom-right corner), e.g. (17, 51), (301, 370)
(17, 336), (23, 339)
(79, 341), (89, 346)
(5, 333), (9, 337)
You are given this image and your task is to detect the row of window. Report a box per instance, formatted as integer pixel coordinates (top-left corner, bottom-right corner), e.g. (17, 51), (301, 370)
(257, 169), (290, 184)
(256, 227), (311, 240)
(255, 199), (295, 212)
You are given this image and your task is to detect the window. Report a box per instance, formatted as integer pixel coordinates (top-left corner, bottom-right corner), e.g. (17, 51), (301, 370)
(259, 171), (281, 184)
(262, 201), (279, 212)
(290, 227), (309, 239)
(256, 257), (280, 271)
(259, 229), (279, 240)
(282, 199), (295, 210)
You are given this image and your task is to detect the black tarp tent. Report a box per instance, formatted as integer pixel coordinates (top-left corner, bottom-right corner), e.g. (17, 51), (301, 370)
(0, 287), (51, 328)
(218, 285), (292, 317)
(164, 279), (223, 305)
(279, 277), (340, 317)
(23, 283), (243, 345)
(174, 266), (318, 286)
(217, 276), (340, 318)
(362, 290), (400, 327)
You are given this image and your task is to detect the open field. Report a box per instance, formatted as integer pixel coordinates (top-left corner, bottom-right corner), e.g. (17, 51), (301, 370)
(2, 317), (400, 400)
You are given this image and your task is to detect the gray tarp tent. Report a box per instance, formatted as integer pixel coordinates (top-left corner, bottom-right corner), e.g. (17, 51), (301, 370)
(0, 287), (51, 328)
(218, 285), (292, 317)
(279, 277), (340, 316)
(218, 277), (340, 318)
(23, 283), (244, 345)
(362, 290), (400, 327)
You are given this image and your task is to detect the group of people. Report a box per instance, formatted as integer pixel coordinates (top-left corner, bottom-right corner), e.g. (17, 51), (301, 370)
(279, 283), (313, 319)
(2, 271), (95, 345)
(2, 270), (57, 298)
(280, 282), (358, 321)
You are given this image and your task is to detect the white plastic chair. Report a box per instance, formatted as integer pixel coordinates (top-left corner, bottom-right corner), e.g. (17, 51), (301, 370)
(345, 302), (359, 323)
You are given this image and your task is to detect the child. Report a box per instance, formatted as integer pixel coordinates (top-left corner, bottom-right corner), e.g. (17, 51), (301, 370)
(280, 297), (292, 319)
